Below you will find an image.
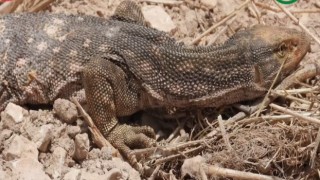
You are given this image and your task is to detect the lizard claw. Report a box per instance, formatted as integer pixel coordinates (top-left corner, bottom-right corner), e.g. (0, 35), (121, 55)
(107, 124), (156, 160)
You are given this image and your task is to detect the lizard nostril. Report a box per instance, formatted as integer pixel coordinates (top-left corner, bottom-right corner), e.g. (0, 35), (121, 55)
(292, 41), (298, 47)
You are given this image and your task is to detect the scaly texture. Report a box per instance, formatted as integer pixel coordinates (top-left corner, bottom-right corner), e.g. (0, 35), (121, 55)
(0, 0), (311, 165)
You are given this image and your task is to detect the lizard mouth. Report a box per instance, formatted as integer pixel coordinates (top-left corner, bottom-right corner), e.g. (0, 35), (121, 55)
(283, 35), (311, 75)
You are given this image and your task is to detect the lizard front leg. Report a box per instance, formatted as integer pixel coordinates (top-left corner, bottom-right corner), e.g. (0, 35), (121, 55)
(82, 56), (156, 165)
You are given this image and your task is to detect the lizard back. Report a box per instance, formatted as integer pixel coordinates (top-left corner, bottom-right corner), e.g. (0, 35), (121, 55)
(0, 12), (175, 106)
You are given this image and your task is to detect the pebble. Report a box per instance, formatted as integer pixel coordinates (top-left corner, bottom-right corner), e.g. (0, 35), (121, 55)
(34, 124), (54, 152)
(53, 98), (78, 124)
(200, 0), (217, 8)
(67, 125), (81, 138)
(46, 147), (67, 179)
(63, 168), (81, 180)
(181, 155), (206, 178)
(74, 133), (90, 161)
(142, 6), (176, 33)
(4, 135), (38, 161)
(12, 158), (50, 180)
(1, 103), (28, 130)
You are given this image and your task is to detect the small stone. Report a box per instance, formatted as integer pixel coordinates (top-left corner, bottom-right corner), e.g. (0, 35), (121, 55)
(100, 146), (113, 160)
(181, 155), (206, 178)
(1, 103), (29, 130)
(46, 147), (67, 179)
(217, 0), (238, 14)
(80, 170), (110, 180)
(101, 158), (140, 179)
(184, 10), (198, 36)
(142, 6), (176, 33)
(53, 98), (78, 124)
(88, 148), (101, 159)
(12, 158), (50, 180)
(0, 129), (13, 142)
(4, 135), (38, 161)
(74, 133), (89, 161)
(67, 125), (81, 138)
(33, 124), (53, 152)
(200, 0), (217, 8)
(56, 136), (75, 153)
(0, 168), (9, 179)
(105, 168), (123, 180)
(63, 168), (80, 180)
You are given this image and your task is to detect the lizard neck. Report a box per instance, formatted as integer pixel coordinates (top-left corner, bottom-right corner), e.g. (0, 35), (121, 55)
(139, 42), (258, 107)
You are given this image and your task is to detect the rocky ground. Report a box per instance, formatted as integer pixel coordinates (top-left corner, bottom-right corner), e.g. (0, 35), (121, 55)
(0, 0), (320, 179)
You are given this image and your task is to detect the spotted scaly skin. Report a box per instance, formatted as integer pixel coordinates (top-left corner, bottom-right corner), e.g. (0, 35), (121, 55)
(0, 0), (311, 166)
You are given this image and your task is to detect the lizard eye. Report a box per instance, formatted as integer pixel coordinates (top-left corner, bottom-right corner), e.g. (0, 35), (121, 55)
(277, 43), (287, 58)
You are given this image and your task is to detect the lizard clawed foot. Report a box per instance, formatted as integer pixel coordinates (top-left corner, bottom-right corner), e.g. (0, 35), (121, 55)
(107, 124), (156, 170)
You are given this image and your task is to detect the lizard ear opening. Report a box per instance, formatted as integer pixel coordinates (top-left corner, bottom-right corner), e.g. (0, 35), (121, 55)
(277, 42), (288, 58)
(276, 39), (299, 58)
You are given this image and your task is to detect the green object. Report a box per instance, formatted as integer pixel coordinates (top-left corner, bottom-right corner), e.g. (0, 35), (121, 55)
(276, 0), (298, 4)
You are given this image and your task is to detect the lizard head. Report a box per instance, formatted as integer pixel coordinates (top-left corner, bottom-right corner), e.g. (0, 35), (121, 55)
(230, 25), (311, 85)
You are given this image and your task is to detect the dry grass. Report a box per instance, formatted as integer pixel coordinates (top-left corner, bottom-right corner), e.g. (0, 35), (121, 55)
(139, 1), (320, 179)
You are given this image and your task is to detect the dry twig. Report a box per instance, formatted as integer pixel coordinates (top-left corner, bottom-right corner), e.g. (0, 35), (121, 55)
(148, 165), (161, 180)
(27, 0), (55, 12)
(70, 97), (121, 158)
(208, 16), (237, 45)
(273, 86), (319, 94)
(191, 0), (250, 45)
(250, 63), (320, 116)
(218, 115), (232, 151)
(310, 128), (320, 168)
(131, 138), (211, 158)
(138, 0), (183, 5)
(273, 0), (320, 45)
(153, 145), (204, 165)
(255, 56), (287, 117)
(270, 103), (320, 125)
(255, 2), (320, 13)
(271, 90), (314, 105)
(204, 164), (284, 180)
(251, 0), (264, 24)
(0, 0), (23, 14)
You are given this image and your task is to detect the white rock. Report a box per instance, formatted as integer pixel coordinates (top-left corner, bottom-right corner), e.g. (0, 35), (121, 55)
(0, 129), (13, 142)
(181, 155), (206, 178)
(47, 147), (67, 179)
(67, 125), (81, 138)
(142, 6), (176, 32)
(218, 0), (238, 14)
(200, 0), (217, 8)
(32, 124), (53, 152)
(63, 168), (81, 180)
(184, 10), (198, 36)
(1, 103), (28, 129)
(11, 158), (50, 180)
(80, 170), (110, 180)
(105, 168), (123, 180)
(53, 98), (78, 124)
(4, 135), (38, 161)
(101, 158), (140, 180)
(0, 168), (9, 179)
(100, 146), (113, 160)
(74, 133), (90, 161)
